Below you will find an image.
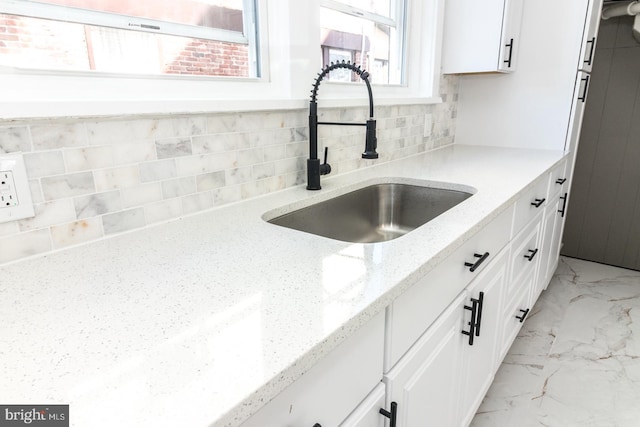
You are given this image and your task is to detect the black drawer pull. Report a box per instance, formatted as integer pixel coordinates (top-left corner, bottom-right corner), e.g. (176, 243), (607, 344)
(516, 308), (530, 323)
(313, 424), (321, 427)
(379, 402), (398, 427)
(531, 198), (545, 208)
(558, 192), (568, 217)
(524, 248), (538, 261)
(464, 252), (490, 272)
(555, 178), (567, 185)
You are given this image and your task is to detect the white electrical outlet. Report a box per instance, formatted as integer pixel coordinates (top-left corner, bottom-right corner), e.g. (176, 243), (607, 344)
(0, 154), (35, 223)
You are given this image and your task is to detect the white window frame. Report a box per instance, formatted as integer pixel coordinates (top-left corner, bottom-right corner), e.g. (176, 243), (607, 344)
(0, 0), (445, 120)
(319, 0), (406, 85)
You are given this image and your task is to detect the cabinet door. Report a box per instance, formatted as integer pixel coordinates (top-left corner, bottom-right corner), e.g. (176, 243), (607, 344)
(537, 195), (559, 298)
(240, 312), (385, 427)
(565, 70), (591, 153)
(442, 0), (522, 73)
(384, 292), (466, 427)
(548, 192), (569, 279)
(459, 247), (508, 427)
(497, 0), (525, 72)
(340, 383), (386, 427)
(579, 0), (604, 72)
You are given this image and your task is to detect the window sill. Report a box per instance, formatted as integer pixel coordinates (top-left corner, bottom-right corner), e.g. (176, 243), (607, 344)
(0, 96), (443, 122)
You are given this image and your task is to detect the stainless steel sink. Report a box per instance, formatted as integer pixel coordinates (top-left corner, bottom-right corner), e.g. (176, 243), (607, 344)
(267, 182), (473, 243)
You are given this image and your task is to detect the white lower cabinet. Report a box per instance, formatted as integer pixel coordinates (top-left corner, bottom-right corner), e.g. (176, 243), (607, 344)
(240, 311), (385, 427)
(340, 383), (386, 427)
(458, 247), (508, 427)
(383, 292), (466, 427)
(384, 246), (509, 427)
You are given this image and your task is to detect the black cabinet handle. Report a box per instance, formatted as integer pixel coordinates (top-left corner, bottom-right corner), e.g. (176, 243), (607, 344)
(503, 38), (514, 68)
(462, 291), (484, 344)
(462, 298), (478, 346)
(584, 36), (596, 66)
(473, 291), (485, 337)
(556, 178), (567, 185)
(531, 198), (545, 208)
(558, 192), (568, 217)
(516, 308), (530, 323)
(313, 424), (321, 427)
(524, 248), (538, 261)
(578, 75), (590, 102)
(464, 252), (490, 272)
(379, 402), (398, 427)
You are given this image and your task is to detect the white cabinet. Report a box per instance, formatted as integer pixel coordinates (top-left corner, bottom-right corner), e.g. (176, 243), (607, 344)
(240, 312), (385, 427)
(537, 160), (569, 292)
(340, 384), (386, 427)
(442, 0), (524, 74)
(579, 0), (604, 72)
(564, 70), (592, 154)
(458, 246), (508, 427)
(384, 204), (514, 371)
(455, 0), (595, 151)
(384, 292), (466, 427)
(384, 236), (511, 427)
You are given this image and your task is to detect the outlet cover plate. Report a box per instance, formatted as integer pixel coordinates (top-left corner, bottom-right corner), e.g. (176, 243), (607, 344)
(0, 154), (35, 223)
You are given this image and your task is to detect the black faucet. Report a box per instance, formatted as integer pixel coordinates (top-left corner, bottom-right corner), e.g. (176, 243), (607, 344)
(307, 61), (378, 190)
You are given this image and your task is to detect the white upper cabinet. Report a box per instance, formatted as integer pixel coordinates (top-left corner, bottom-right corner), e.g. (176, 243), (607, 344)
(579, 0), (604, 72)
(442, 0), (525, 74)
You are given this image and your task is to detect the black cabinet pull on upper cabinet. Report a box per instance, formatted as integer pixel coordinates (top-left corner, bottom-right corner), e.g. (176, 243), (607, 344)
(503, 38), (514, 68)
(556, 178), (567, 185)
(584, 37), (596, 66)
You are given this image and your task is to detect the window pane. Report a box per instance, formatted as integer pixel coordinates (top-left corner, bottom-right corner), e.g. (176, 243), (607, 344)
(29, 0), (245, 33)
(329, 0), (392, 19)
(0, 13), (251, 77)
(320, 6), (401, 85)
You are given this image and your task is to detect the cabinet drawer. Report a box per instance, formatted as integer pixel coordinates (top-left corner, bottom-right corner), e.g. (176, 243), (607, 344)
(340, 383), (386, 427)
(513, 175), (550, 233)
(385, 203), (514, 371)
(507, 212), (542, 302)
(548, 159), (568, 200)
(241, 312), (385, 427)
(499, 276), (532, 361)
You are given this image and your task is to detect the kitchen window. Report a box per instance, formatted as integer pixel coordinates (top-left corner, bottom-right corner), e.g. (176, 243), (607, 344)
(0, 0), (444, 119)
(320, 0), (406, 85)
(0, 0), (259, 78)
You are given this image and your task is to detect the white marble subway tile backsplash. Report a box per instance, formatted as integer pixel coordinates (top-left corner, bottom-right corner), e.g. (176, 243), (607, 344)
(0, 76), (459, 264)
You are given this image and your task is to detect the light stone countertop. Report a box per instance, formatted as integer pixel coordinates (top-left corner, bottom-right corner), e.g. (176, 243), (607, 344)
(0, 144), (566, 427)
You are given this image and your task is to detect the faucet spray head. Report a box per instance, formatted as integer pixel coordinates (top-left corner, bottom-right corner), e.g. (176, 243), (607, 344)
(362, 119), (378, 159)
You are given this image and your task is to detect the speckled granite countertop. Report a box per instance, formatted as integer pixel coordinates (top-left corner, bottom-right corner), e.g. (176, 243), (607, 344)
(0, 145), (566, 427)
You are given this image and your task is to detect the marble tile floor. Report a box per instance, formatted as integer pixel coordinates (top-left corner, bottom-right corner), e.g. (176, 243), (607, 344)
(471, 256), (640, 427)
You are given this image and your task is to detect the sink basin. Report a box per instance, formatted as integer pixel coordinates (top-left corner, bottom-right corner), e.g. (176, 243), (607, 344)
(267, 182), (473, 243)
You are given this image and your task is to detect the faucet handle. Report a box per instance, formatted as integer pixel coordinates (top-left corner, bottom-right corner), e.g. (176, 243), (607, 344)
(320, 146), (332, 175)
